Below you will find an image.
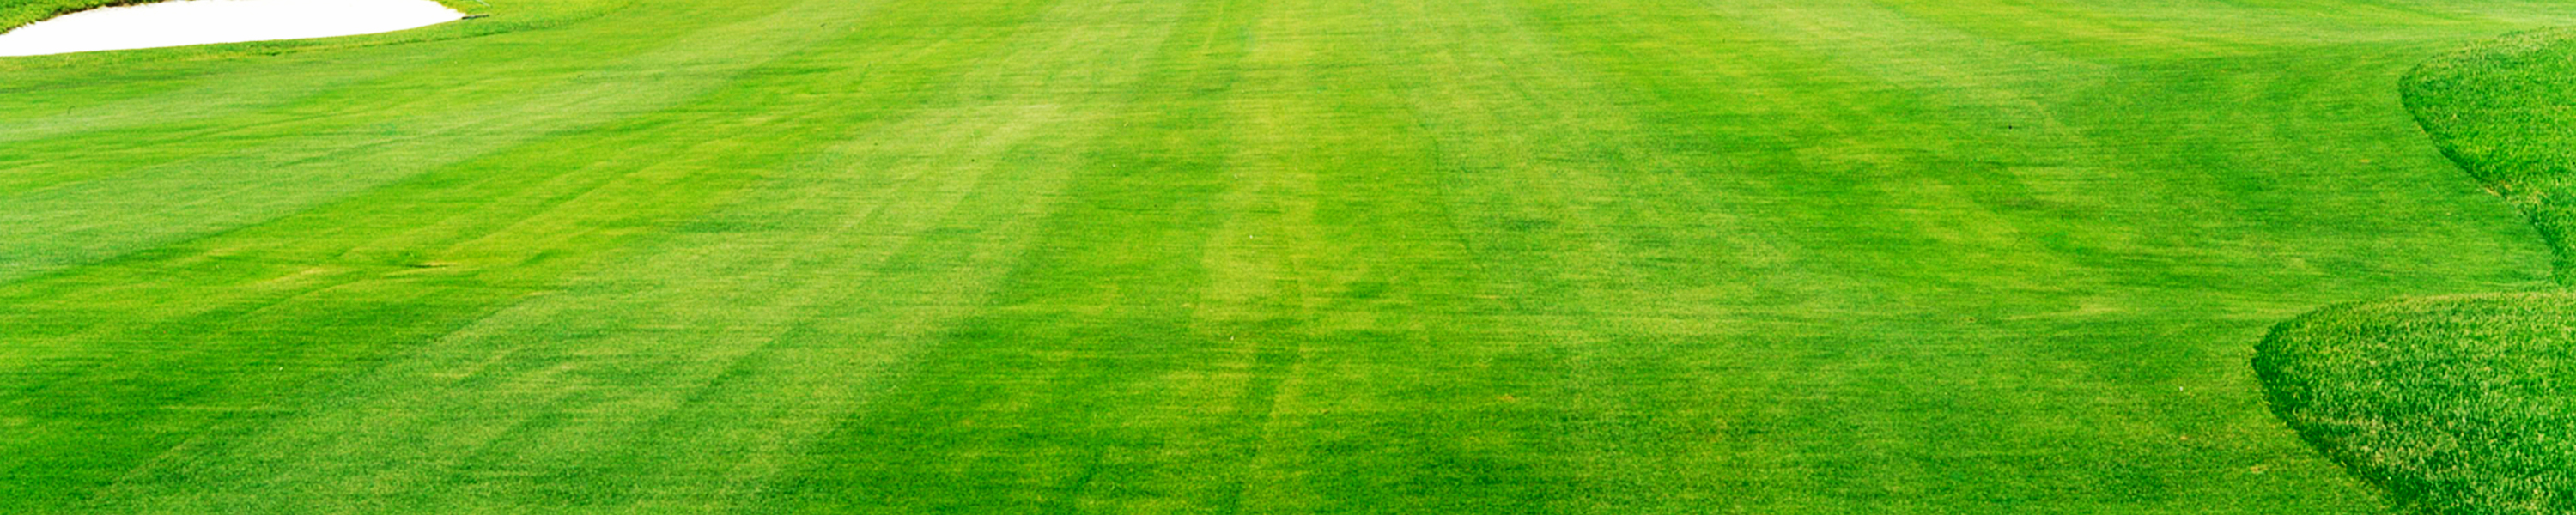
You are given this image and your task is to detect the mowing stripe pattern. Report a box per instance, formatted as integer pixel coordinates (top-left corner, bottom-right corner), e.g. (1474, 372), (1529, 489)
(3, 0), (2575, 512)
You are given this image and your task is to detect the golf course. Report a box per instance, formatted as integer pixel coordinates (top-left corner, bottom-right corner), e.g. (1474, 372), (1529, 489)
(3, 0), (2575, 512)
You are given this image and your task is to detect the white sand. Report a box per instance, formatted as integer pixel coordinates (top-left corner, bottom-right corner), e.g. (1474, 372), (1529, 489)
(0, 0), (464, 57)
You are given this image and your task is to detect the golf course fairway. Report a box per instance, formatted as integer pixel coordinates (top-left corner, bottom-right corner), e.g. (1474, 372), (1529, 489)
(3, 0), (2573, 512)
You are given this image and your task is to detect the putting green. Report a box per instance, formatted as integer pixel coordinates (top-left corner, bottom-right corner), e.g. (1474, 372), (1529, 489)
(2, 0), (2572, 512)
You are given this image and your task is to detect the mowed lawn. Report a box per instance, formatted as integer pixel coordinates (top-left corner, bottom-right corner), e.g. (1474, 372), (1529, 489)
(2259, 27), (2576, 515)
(3, 0), (2573, 512)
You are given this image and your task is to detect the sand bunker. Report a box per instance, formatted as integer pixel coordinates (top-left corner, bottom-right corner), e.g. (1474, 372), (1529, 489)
(0, 0), (465, 57)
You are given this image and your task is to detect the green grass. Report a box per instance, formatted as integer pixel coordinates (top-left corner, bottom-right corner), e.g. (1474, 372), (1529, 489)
(2257, 27), (2576, 515)
(3, 0), (2575, 512)
(0, 0), (174, 33)
(2261, 295), (2576, 515)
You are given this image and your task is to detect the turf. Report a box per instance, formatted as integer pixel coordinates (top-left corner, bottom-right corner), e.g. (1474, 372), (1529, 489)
(0, 0), (171, 33)
(2, 0), (2573, 512)
(2257, 28), (2576, 515)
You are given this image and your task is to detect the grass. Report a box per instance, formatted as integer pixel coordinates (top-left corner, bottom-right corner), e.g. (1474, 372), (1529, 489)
(2257, 28), (2576, 515)
(3, 0), (2575, 512)
(0, 0), (171, 33)
(2261, 295), (2576, 515)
